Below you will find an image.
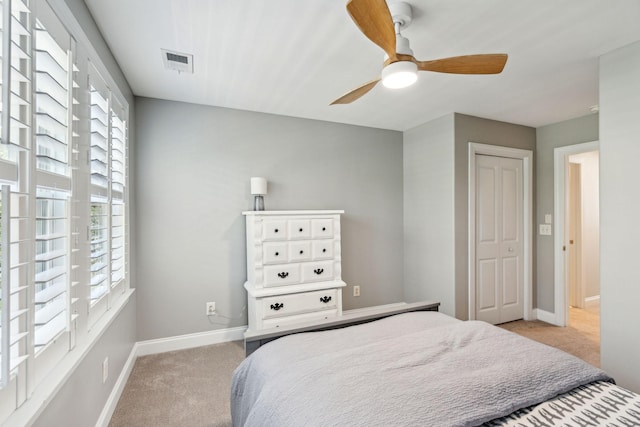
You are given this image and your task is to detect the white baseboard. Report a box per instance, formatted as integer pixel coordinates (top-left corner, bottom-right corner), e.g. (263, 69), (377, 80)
(136, 326), (247, 357)
(95, 343), (138, 427)
(584, 295), (600, 309)
(96, 325), (247, 427)
(534, 308), (558, 325)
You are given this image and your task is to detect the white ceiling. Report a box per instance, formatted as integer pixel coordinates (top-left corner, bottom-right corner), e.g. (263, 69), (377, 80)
(84, 0), (640, 131)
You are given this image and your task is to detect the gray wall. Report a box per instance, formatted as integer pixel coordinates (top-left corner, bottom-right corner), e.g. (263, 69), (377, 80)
(135, 97), (404, 341)
(600, 40), (640, 393)
(403, 113), (536, 319)
(453, 114), (536, 319)
(535, 114), (598, 312)
(33, 296), (137, 427)
(403, 114), (456, 315)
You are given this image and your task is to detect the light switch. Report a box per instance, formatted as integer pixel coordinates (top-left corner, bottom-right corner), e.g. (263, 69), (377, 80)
(539, 224), (552, 236)
(545, 214), (552, 224)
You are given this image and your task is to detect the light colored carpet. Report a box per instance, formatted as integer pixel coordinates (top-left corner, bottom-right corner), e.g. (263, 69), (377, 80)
(110, 308), (599, 426)
(109, 341), (244, 427)
(498, 306), (600, 367)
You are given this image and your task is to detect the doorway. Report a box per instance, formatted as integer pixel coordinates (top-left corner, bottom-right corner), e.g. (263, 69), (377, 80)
(553, 142), (600, 327)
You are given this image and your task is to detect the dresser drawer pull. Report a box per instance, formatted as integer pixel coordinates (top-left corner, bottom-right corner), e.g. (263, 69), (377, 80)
(275, 252), (279, 256)
(277, 272), (289, 279)
(320, 296), (332, 304)
(274, 228), (279, 233)
(299, 250), (304, 254)
(313, 268), (324, 275)
(322, 227), (326, 231)
(299, 228), (303, 232)
(322, 248), (327, 253)
(270, 303), (284, 311)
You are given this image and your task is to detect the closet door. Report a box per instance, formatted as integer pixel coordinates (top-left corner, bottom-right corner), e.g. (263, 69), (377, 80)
(475, 155), (524, 324)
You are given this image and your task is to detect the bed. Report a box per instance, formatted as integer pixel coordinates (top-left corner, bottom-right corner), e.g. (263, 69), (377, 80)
(231, 310), (640, 426)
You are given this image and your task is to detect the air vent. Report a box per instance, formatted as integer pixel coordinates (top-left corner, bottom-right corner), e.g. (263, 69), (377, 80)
(161, 49), (194, 73)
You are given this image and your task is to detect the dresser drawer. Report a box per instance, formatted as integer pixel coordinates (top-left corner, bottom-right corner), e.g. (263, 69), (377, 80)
(311, 218), (333, 238)
(263, 264), (300, 287)
(262, 242), (289, 265)
(301, 260), (334, 283)
(312, 240), (333, 260)
(263, 219), (287, 240)
(289, 241), (312, 262)
(288, 219), (311, 239)
(261, 289), (338, 320)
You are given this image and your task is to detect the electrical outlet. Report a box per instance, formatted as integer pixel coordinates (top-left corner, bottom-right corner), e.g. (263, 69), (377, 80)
(206, 301), (216, 315)
(102, 357), (109, 384)
(353, 285), (360, 297)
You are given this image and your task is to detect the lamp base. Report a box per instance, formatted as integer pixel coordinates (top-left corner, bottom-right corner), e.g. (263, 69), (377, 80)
(253, 195), (264, 211)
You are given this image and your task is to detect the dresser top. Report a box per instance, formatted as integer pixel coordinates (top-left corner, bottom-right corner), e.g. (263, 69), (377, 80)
(243, 210), (344, 216)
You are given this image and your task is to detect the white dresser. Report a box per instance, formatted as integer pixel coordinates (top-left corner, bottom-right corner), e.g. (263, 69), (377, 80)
(243, 210), (346, 332)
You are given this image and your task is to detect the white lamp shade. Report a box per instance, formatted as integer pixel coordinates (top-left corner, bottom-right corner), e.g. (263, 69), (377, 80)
(250, 177), (268, 195)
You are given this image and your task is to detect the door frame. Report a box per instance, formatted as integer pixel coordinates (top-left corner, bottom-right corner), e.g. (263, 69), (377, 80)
(468, 143), (533, 321)
(553, 141), (599, 327)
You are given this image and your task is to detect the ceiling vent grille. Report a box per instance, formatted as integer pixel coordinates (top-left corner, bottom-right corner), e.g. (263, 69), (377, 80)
(161, 49), (194, 73)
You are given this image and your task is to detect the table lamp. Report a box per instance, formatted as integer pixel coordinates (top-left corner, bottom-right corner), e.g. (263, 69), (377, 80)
(250, 177), (267, 211)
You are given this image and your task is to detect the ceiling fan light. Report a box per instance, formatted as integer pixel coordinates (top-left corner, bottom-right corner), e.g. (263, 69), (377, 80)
(381, 61), (418, 89)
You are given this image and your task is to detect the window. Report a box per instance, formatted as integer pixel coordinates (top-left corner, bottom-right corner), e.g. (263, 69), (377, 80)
(0, 0), (129, 421)
(88, 64), (128, 322)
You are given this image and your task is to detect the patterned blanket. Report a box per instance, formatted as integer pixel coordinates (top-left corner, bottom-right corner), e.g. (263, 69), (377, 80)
(484, 381), (640, 426)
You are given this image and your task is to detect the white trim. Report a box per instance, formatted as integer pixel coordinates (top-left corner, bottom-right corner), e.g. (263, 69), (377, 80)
(534, 308), (557, 324)
(95, 342), (138, 427)
(553, 141), (599, 326)
(584, 295), (600, 309)
(468, 143), (533, 321)
(136, 326), (247, 357)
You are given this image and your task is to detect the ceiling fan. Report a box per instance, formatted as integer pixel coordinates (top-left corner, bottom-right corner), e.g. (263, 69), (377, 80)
(330, 0), (508, 105)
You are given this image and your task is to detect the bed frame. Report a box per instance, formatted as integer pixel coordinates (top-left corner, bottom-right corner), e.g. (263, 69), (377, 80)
(244, 300), (440, 356)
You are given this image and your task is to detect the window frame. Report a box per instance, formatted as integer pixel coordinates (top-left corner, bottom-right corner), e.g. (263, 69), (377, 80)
(0, 0), (131, 423)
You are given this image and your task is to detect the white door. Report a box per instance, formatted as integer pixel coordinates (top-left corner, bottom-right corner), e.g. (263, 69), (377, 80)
(475, 155), (524, 324)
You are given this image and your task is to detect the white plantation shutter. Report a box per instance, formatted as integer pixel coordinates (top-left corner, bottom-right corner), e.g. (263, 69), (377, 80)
(110, 97), (125, 300)
(89, 65), (109, 311)
(88, 64), (128, 319)
(33, 16), (72, 355)
(0, 0), (129, 421)
(0, 0), (33, 395)
(0, 187), (30, 389)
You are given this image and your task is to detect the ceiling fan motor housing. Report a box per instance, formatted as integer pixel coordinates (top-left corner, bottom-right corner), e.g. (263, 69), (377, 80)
(395, 35), (413, 55)
(389, 1), (413, 30)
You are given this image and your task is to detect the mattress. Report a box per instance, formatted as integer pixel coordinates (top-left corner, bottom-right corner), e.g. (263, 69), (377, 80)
(231, 311), (626, 427)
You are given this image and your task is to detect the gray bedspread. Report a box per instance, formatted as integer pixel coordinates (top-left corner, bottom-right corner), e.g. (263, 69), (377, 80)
(231, 312), (612, 427)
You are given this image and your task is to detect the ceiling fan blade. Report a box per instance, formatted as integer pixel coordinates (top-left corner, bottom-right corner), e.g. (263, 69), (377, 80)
(330, 78), (381, 105)
(417, 54), (508, 74)
(346, 0), (396, 60)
